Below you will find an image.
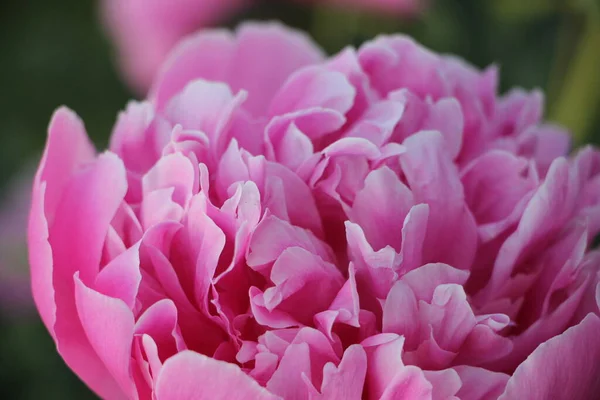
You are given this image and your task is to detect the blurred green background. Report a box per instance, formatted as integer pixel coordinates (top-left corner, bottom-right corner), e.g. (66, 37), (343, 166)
(0, 0), (598, 398)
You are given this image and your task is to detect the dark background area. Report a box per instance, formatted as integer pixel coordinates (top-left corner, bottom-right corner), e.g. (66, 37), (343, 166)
(0, 0), (598, 398)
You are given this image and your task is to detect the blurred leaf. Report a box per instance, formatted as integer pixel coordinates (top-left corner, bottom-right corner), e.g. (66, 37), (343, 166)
(492, 0), (558, 21)
(550, 13), (600, 144)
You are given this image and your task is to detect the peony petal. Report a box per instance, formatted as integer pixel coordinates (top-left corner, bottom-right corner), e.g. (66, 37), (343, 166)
(453, 320), (513, 366)
(264, 161), (324, 236)
(400, 130), (477, 269)
(155, 350), (279, 400)
(164, 80), (248, 157)
(361, 333), (406, 399)
(345, 99), (405, 147)
(383, 281), (419, 346)
(398, 203), (429, 273)
(316, 344), (367, 400)
(498, 314), (600, 399)
(227, 23), (325, 116)
(454, 366), (509, 400)
(314, 263), (360, 338)
(94, 242), (142, 309)
(28, 181), (55, 334)
(423, 369), (461, 400)
(483, 157), (578, 300)
(379, 366), (433, 400)
(74, 273), (137, 398)
(47, 151), (128, 398)
(142, 152), (196, 209)
(389, 90), (464, 160)
(152, 22), (324, 115)
(517, 124), (571, 176)
(268, 118), (316, 170)
(135, 299), (185, 361)
(345, 221), (399, 299)
(28, 108), (95, 332)
(358, 36), (443, 98)
(247, 214), (333, 274)
(461, 151), (533, 227)
(109, 101), (169, 176)
(421, 284), (476, 353)
(269, 66), (355, 118)
(37, 107), (96, 220)
(141, 188), (184, 229)
(150, 29), (235, 110)
(349, 166), (413, 252)
(266, 343), (312, 400)
(262, 247), (344, 325)
(401, 263), (469, 301)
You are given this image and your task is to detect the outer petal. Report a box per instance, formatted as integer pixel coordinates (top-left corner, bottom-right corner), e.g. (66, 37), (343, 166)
(226, 23), (325, 116)
(151, 22), (324, 114)
(29, 181), (56, 334)
(498, 314), (600, 400)
(29, 108), (129, 399)
(155, 351), (279, 400)
(74, 274), (137, 398)
(37, 107), (96, 221)
(49, 151), (129, 399)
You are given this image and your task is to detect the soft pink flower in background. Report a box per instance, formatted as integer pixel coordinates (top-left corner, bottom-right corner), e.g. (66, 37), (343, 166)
(29, 22), (600, 399)
(0, 168), (34, 317)
(102, 0), (424, 93)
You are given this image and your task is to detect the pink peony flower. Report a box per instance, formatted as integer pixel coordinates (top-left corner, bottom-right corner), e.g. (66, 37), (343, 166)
(29, 22), (600, 399)
(102, 0), (424, 93)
